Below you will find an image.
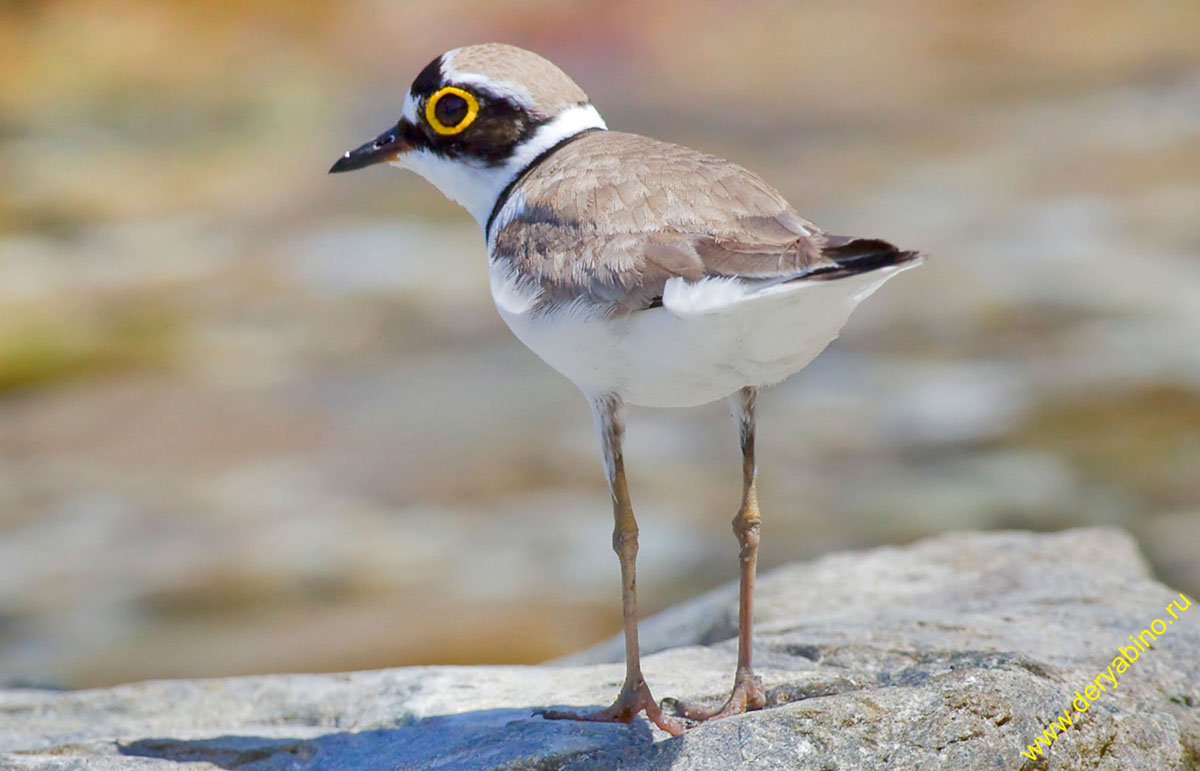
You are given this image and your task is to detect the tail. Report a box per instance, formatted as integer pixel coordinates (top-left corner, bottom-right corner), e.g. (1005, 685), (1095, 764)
(807, 235), (921, 280)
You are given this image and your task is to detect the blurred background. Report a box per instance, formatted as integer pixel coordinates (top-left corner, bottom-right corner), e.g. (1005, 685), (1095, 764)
(1, 0), (1199, 690)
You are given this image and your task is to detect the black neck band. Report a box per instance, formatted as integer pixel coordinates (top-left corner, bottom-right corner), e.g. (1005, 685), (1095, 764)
(485, 127), (602, 239)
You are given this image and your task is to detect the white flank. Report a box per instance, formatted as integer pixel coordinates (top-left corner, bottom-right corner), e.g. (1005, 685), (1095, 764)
(391, 103), (606, 231)
(662, 276), (769, 316)
(491, 262), (921, 408)
(488, 251), (543, 316)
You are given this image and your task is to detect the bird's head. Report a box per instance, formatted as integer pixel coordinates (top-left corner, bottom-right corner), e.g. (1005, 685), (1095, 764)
(330, 43), (606, 229)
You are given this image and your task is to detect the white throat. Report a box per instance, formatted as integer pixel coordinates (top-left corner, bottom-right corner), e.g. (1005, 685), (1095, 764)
(390, 103), (606, 231)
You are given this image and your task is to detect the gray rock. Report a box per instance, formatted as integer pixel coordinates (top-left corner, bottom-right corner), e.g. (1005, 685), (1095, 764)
(1, 528), (1197, 770)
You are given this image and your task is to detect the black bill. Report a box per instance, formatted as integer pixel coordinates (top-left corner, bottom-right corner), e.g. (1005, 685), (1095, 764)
(329, 123), (412, 173)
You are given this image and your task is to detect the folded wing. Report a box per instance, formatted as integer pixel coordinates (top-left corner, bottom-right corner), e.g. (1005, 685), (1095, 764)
(490, 131), (918, 315)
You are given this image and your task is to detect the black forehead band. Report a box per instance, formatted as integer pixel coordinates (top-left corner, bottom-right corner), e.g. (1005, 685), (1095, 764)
(410, 55), (443, 96)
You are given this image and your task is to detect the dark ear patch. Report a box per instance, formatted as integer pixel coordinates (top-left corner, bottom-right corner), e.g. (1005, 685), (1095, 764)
(419, 92), (548, 167)
(411, 55), (443, 96)
(454, 98), (541, 165)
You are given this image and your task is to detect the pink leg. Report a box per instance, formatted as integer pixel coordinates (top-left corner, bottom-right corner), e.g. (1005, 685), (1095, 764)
(542, 394), (686, 735)
(670, 387), (766, 721)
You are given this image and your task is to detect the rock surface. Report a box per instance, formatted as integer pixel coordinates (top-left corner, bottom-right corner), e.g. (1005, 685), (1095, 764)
(2, 528), (1198, 770)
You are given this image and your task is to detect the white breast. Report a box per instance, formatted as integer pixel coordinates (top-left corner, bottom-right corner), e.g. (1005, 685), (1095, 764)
(489, 259), (919, 408)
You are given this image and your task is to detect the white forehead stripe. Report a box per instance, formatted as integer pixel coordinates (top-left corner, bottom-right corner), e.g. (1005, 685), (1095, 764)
(439, 44), (594, 116)
(401, 92), (418, 123)
(450, 73), (536, 109)
(440, 48), (536, 110)
(406, 52), (532, 120)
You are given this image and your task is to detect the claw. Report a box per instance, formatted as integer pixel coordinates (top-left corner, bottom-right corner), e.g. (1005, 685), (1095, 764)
(542, 680), (689, 735)
(665, 673), (766, 722)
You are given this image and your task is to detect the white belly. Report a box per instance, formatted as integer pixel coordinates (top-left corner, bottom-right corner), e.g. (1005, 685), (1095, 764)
(490, 262), (917, 408)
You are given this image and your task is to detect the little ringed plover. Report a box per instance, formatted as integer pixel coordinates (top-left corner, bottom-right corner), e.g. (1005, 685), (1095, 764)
(331, 43), (920, 735)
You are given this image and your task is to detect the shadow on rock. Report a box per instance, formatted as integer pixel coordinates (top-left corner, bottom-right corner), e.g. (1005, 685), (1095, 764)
(118, 706), (664, 770)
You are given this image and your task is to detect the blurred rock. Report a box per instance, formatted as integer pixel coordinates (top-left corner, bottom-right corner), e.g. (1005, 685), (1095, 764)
(2, 0), (1200, 693)
(2, 528), (1197, 770)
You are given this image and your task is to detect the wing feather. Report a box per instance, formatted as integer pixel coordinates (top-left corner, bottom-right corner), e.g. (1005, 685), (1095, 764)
(491, 131), (915, 315)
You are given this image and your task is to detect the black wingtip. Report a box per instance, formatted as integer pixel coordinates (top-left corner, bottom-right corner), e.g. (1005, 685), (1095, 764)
(810, 237), (922, 280)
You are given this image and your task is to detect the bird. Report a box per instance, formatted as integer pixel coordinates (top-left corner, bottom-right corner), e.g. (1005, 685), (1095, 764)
(330, 43), (920, 735)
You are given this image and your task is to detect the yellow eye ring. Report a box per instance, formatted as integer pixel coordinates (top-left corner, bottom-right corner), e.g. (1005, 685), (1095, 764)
(425, 86), (479, 135)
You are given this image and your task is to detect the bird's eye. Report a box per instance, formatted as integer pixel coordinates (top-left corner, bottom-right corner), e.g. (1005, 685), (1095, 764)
(426, 86), (479, 136)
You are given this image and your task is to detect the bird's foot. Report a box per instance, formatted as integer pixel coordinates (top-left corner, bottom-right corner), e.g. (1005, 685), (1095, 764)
(663, 671), (766, 722)
(541, 679), (688, 736)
